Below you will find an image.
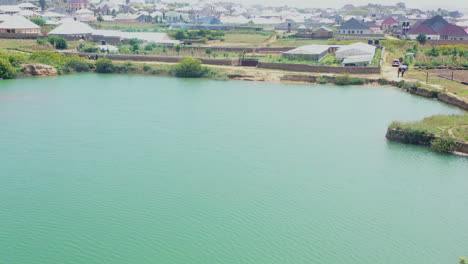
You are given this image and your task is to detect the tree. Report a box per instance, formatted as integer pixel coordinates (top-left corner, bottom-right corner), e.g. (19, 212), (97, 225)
(131, 43), (140, 53)
(97, 15), (104, 22)
(0, 57), (17, 79)
(95, 58), (115, 73)
(205, 48), (212, 55)
(47, 36), (68, 49)
(173, 30), (188, 40)
(426, 46), (440, 57)
(172, 57), (209, 78)
(416, 34), (427, 45)
(30, 18), (46, 27)
(174, 44), (181, 54)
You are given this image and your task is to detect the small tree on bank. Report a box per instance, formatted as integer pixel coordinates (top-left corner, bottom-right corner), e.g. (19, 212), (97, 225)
(95, 58), (115, 73)
(47, 36), (68, 49)
(0, 57), (17, 79)
(416, 33), (427, 45)
(172, 57), (209, 78)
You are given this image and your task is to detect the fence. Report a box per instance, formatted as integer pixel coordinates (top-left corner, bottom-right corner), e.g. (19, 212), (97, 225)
(257, 62), (381, 74)
(63, 52), (240, 66)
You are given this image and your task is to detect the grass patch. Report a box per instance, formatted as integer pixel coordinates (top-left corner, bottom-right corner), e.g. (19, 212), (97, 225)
(389, 114), (468, 142)
(220, 33), (271, 46)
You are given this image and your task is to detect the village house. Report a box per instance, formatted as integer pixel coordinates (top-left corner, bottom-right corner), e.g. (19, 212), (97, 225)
(68, 0), (90, 12)
(381, 17), (399, 33)
(294, 26), (333, 38)
(406, 15), (468, 40)
(0, 15), (41, 35)
(337, 17), (371, 35)
(282, 45), (332, 62)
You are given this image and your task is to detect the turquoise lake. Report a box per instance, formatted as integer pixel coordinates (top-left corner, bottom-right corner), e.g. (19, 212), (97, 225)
(0, 74), (467, 264)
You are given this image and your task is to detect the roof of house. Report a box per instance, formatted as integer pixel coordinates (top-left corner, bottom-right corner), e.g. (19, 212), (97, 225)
(48, 19), (94, 35)
(407, 23), (437, 35)
(342, 54), (373, 64)
(438, 23), (468, 36)
(18, 3), (37, 8)
(382, 17), (398, 25)
(407, 15), (467, 36)
(0, 15), (40, 29)
(76, 8), (93, 14)
(42, 11), (66, 18)
(0, 5), (21, 13)
(335, 42), (375, 56)
(421, 15), (448, 32)
(284, 45), (335, 55)
(314, 26), (332, 32)
(339, 17), (370, 30)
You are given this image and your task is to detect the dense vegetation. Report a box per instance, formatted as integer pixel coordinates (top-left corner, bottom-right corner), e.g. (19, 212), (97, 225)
(168, 29), (225, 41)
(333, 74), (366, 85)
(382, 39), (468, 69)
(171, 57), (209, 78)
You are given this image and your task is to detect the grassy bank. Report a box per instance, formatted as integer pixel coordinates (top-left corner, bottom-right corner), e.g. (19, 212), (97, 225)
(389, 115), (468, 142)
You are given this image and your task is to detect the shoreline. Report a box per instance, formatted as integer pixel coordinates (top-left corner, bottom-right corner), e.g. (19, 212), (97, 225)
(10, 61), (468, 156)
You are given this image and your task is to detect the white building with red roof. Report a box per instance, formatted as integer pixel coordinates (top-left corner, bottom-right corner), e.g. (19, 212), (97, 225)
(381, 17), (398, 33)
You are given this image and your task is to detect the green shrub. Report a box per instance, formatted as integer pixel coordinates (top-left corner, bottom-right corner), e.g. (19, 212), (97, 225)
(318, 76), (328, 84)
(172, 57), (209, 78)
(47, 36), (68, 49)
(7, 54), (27, 68)
(334, 74), (352, 85)
(377, 78), (388, 85)
(36, 38), (47, 45)
(31, 18), (46, 27)
(430, 137), (458, 153)
(351, 78), (366, 85)
(0, 57), (17, 79)
(81, 45), (99, 53)
(143, 65), (151, 72)
(65, 56), (91, 72)
(397, 80), (406, 88)
(425, 47), (440, 57)
(95, 58), (116, 73)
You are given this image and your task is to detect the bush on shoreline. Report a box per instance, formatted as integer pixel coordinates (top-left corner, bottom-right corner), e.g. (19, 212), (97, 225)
(333, 74), (366, 85)
(172, 57), (209, 78)
(0, 57), (17, 79)
(430, 137), (458, 153)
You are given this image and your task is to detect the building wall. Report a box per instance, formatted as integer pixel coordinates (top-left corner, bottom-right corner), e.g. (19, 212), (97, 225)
(69, 2), (90, 11)
(282, 49), (329, 62)
(0, 28), (41, 34)
(407, 34), (439, 40)
(257, 62), (380, 73)
(338, 29), (371, 34)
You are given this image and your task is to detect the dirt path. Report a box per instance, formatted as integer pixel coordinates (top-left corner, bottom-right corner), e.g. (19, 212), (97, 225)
(262, 34), (277, 46)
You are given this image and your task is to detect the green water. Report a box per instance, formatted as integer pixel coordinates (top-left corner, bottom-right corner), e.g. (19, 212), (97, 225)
(0, 74), (467, 264)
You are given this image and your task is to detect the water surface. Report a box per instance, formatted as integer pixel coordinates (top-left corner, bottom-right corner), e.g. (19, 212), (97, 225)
(0, 74), (467, 264)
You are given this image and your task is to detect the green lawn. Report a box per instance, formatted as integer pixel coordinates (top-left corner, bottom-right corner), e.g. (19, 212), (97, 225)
(271, 38), (330, 47)
(218, 33), (271, 46)
(405, 70), (468, 98)
(0, 39), (83, 53)
(390, 114), (468, 142)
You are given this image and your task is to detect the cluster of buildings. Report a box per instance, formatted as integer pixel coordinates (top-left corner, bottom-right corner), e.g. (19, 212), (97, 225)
(0, 0), (467, 50)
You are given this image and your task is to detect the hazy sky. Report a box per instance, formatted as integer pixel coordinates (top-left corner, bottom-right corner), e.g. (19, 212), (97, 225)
(207, 0), (468, 12)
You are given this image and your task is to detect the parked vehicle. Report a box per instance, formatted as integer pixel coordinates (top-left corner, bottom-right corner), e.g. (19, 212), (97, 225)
(392, 59), (400, 67)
